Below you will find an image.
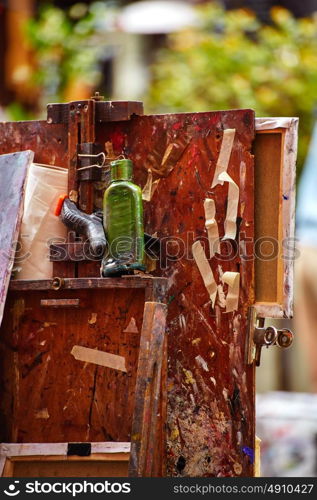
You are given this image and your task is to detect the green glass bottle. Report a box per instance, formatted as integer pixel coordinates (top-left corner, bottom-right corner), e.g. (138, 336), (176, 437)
(101, 159), (145, 277)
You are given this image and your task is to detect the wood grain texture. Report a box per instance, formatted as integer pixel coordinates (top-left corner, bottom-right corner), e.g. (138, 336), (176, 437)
(0, 121), (68, 166)
(129, 301), (167, 477)
(0, 288), (146, 443)
(0, 151), (33, 326)
(253, 132), (281, 305)
(254, 118), (298, 318)
(10, 277), (167, 300)
(96, 110), (256, 476)
(0, 108), (256, 477)
(4, 458), (129, 477)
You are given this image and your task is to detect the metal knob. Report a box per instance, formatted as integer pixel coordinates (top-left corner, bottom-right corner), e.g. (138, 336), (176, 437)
(52, 277), (65, 290)
(254, 326), (278, 347)
(245, 306), (295, 366)
(253, 326), (294, 366)
(276, 329), (294, 349)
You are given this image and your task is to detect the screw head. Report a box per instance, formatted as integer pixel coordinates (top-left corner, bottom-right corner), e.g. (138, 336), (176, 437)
(91, 91), (104, 101)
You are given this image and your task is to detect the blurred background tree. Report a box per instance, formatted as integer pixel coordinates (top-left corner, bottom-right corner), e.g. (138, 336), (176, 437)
(1, 1), (317, 172)
(26, 1), (117, 111)
(147, 3), (317, 174)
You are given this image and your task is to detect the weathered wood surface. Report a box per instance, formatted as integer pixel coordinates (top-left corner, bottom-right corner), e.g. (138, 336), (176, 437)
(254, 118), (298, 319)
(129, 301), (167, 477)
(0, 121), (68, 166)
(97, 110), (256, 476)
(0, 151), (33, 326)
(0, 288), (146, 443)
(9, 276), (168, 303)
(0, 108), (255, 477)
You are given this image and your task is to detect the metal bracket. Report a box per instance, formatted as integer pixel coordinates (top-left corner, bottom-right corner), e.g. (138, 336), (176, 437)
(47, 99), (144, 125)
(245, 306), (294, 366)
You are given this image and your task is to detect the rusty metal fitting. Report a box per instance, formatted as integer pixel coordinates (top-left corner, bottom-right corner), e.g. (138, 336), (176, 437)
(52, 277), (65, 290)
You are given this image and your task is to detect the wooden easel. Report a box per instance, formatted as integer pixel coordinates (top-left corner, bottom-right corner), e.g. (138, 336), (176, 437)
(0, 99), (297, 477)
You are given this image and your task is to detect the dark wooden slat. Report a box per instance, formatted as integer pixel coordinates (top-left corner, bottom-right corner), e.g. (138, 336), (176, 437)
(50, 243), (102, 262)
(46, 100), (144, 125)
(129, 301), (167, 477)
(0, 288), (147, 443)
(40, 299), (82, 308)
(9, 276), (168, 293)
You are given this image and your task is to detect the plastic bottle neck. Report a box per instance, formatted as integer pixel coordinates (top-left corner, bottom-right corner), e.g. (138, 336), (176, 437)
(110, 159), (133, 182)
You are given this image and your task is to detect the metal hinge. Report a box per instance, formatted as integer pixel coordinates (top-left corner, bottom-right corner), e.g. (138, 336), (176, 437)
(245, 306), (294, 366)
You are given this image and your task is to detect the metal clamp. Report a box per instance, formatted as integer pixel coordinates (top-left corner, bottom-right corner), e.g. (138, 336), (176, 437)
(245, 306), (294, 366)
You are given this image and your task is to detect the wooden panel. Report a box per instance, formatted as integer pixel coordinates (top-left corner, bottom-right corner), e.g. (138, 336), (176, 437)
(254, 118), (298, 318)
(4, 457), (129, 477)
(0, 121), (68, 167)
(254, 132), (282, 304)
(0, 442), (131, 477)
(0, 288), (145, 443)
(129, 302), (167, 477)
(96, 110), (256, 476)
(0, 106), (258, 477)
(0, 151), (33, 326)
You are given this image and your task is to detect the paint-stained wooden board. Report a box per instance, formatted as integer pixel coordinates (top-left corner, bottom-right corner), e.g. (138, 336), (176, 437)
(0, 151), (33, 326)
(5, 459), (129, 478)
(0, 288), (145, 443)
(0, 442), (131, 477)
(0, 108), (256, 477)
(96, 110), (256, 476)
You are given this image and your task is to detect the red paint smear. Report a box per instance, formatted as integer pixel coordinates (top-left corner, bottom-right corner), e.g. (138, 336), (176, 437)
(172, 122), (182, 130)
(208, 114), (220, 126)
(110, 131), (125, 152)
(188, 143), (200, 167)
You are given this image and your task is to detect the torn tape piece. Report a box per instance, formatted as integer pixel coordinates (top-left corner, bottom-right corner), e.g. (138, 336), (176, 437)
(212, 129), (236, 188)
(142, 169), (160, 201)
(222, 272), (240, 312)
(217, 283), (226, 308)
(204, 198), (220, 257)
(192, 241), (217, 307)
(218, 171), (239, 240)
(71, 345), (127, 372)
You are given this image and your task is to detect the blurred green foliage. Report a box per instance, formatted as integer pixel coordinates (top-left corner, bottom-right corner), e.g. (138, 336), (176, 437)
(16, 1), (317, 172)
(26, 1), (117, 107)
(147, 3), (317, 174)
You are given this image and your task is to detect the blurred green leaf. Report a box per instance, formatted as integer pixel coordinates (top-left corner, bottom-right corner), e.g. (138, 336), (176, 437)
(147, 4), (317, 175)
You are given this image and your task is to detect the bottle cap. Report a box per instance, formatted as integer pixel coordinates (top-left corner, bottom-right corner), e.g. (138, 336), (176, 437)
(110, 159), (133, 181)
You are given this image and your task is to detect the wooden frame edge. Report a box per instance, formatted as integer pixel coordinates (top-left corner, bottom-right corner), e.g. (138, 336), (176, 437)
(255, 117), (298, 318)
(0, 442), (131, 477)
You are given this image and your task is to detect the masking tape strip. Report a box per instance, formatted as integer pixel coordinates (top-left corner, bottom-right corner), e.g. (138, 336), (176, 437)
(204, 198), (220, 257)
(212, 129), (236, 188)
(142, 169), (160, 201)
(71, 345), (127, 372)
(222, 271), (240, 312)
(219, 171), (239, 240)
(211, 129), (239, 240)
(192, 241), (217, 307)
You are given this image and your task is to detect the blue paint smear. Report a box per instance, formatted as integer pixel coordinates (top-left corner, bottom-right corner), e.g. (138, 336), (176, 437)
(242, 446), (254, 464)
